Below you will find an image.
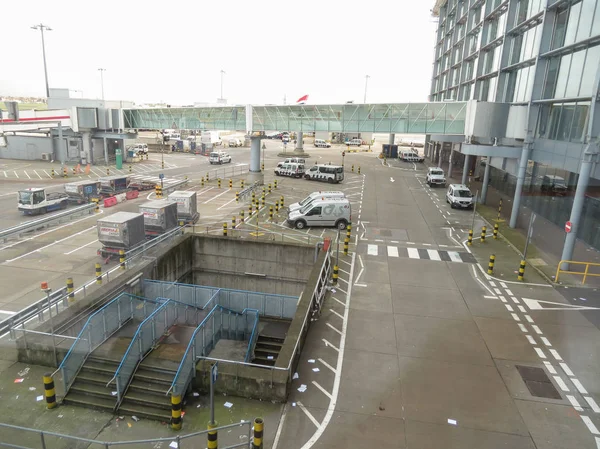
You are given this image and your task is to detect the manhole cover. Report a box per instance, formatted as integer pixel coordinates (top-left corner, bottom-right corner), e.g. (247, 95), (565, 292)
(528, 258), (547, 266)
(516, 365), (561, 399)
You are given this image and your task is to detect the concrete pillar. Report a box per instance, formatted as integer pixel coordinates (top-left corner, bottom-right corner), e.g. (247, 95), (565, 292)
(296, 132), (303, 150)
(389, 133), (395, 145)
(461, 154), (471, 185)
(436, 144), (441, 165)
(57, 122), (64, 164)
(248, 136), (264, 184)
(82, 131), (91, 165)
(561, 149), (596, 268)
(509, 143), (532, 228)
(438, 147), (444, 168)
(447, 149), (454, 179)
(481, 160), (492, 204)
(103, 137), (109, 165)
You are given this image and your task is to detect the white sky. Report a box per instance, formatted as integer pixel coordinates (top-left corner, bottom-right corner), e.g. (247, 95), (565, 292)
(0, 0), (438, 106)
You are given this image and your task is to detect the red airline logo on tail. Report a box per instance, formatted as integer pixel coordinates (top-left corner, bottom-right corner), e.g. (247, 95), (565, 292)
(296, 95), (309, 104)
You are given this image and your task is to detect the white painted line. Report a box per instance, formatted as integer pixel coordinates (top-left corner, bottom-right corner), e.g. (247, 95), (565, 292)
(573, 378), (588, 395)
(297, 402), (321, 428)
(584, 396), (600, 413)
(541, 336), (552, 347)
(331, 310), (344, 320)
(33, 170), (43, 179)
(483, 295), (498, 299)
(532, 325), (543, 335)
(331, 297), (345, 307)
(525, 335), (536, 344)
(558, 363), (573, 377)
(567, 395), (584, 411)
(553, 376), (570, 392)
(322, 339), (339, 352)
(338, 267), (350, 276)
(202, 188), (230, 204)
(24, 171), (31, 179)
(63, 239), (99, 255)
(13, 171), (19, 179)
(489, 281), (496, 287)
(500, 282), (508, 288)
(518, 323), (528, 332)
(505, 304), (514, 312)
(499, 295), (507, 303)
(318, 358), (337, 374)
(374, 239), (384, 243)
(524, 315), (534, 323)
(407, 248), (420, 259)
(367, 244), (378, 256)
(387, 246), (399, 258)
(312, 381), (333, 400)
(471, 265), (496, 296)
(595, 436), (600, 449)
(518, 305), (527, 313)
(494, 288), (502, 295)
(581, 415), (599, 435)
(326, 323), (343, 336)
(354, 283), (367, 287)
(505, 289), (514, 296)
(549, 349), (563, 361)
(427, 249), (441, 261)
(0, 310), (16, 316)
(511, 313), (520, 322)
(511, 296), (520, 304)
(534, 347), (547, 359)
(543, 361), (558, 374)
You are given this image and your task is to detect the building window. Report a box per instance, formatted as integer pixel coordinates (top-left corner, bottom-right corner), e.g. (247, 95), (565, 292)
(551, 9), (568, 50)
(514, 0), (529, 28)
(576, 0), (597, 43)
(507, 66), (534, 102)
(536, 101), (590, 142)
(563, 2), (582, 47)
(543, 57), (560, 99)
(554, 53), (572, 98)
(545, 46), (600, 99)
(580, 45), (600, 96)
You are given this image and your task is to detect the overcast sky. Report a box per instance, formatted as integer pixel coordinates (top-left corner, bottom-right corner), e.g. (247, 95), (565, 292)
(1, 0), (438, 106)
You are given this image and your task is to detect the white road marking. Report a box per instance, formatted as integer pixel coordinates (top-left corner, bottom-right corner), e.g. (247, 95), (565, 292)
(518, 323), (528, 332)
(532, 325), (543, 335)
(549, 348), (563, 361)
(202, 189), (230, 204)
(525, 335), (536, 344)
(484, 295), (497, 299)
(312, 381), (333, 400)
(326, 323), (343, 336)
(297, 402), (321, 428)
(271, 404), (289, 449)
(489, 281), (496, 287)
(427, 249), (441, 261)
(553, 376), (570, 392)
(387, 246), (399, 258)
(64, 239), (99, 255)
(33, 170), (42, 179)
(322, 339), (339, 352)
(543, 361), (558, 374)
(13, 171), (19, 178)
(567, 395), (584, 411)
(518, 305), (527, 313)
(505, 304), (514, 312)
(534, 347), (546, 358)
(500, 282), (508, 288)
(494, 288), (502, 295)
(524, 315), (534, 323)
(511, 296), (520, 304)
(0, 310), (16, 316)
(318, 358), (337, 373)
(367, 244), (378, 256)
(511, 313), (520, 321)
(580, 416), (599, 435)
(541, 336), (552, 347)
(407, 248), (419, 259)
(331, 310), (344, 320)
(573, 378), (588, 394)
(24, 171), (31, 179)
(584, 396), (600, 413)
(499, 295), (507, 303)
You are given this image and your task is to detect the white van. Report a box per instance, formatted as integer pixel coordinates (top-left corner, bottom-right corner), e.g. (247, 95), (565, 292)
(426, 167), (446, 187)
(314, 139), (331, 148)
(304, 164), (344, 183)
(287, 198), (351, 230)
(228, 138), (242, 147)
(284, 157), (306, 164)
(446, 184), (474, 209)
(401, 150), (420, 162)
(209, 151), (232, 164)
(274, 162), (305, 178)
(346, 138), (362, 146)
(289, 191), (346, 213)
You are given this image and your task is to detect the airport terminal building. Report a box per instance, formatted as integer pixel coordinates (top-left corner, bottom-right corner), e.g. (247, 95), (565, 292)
(429, 0), (600, 258)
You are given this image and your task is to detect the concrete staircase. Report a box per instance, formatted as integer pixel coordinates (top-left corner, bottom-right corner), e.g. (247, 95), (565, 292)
(253, 334), (285, 366)
(117, 360), (179, 422)
(63, 355), (119, 412)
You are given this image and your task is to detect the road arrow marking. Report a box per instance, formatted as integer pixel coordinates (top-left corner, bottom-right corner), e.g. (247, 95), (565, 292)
(523, 298), (600, 311)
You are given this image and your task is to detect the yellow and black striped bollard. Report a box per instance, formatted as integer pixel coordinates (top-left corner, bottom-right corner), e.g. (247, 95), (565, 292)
(171, 394), (182, 430)
(346, 224), (351, 240)
(261, 162), (264, 170)
(352, 164), (354, 172)
(106, 168), (110, 176)
(480, 225), (486, 243)
(218, 178), (221, 188)
(63, 167), (68, 178)
(280, 196), (284, 207)
(468, 230), (473, 246)
(493, 223), (499, 239)
(253, 418), (264, 449)
(43, 373), (57, 410)
(252, 192), (256, 204)
(497, 199), (503, 222)
(262, 187), (266, 196)
(275, 200), (279, 213)
(241, 180), (244, 189)
(223, 222), (228, 236)
(274, 180), (278, 189)
(344, 237), (349, 256)
(488, 254), (496, 275)
(229, 179), (232, 188)
(201, 176), (205, 187)
(518, 260), (526, 281)
(236, 191), (239, 203)
(51, 168), (55, 178)
(129, 165), (132, 173)
(261, 196), (265, 207)
(207, 421), (218, 449)
(269, 206), (273, 220)
(268, 183), (272, 194)
(95, 263), (102, 285)
(232, 216), (236, 228)
(155, 185), (162, 199)
(119, 250), (126, 270)
(358, 166), (361, 174)
(93, 198), (100, 213)
(249, 204), (253, 216)
(332, 265), (339, 285)
(67, 277), (75, 303)
(240, 210), (245, 222)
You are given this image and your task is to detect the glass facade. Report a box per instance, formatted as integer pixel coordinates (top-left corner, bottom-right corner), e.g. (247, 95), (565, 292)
(431, 0), (600, 251)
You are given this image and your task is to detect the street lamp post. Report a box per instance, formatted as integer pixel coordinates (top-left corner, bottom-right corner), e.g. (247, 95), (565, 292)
(220, 69), (226, 101)
(364, 75), (370, 103)
(98, 68), (106, 101)
(31, 24), (52, 98)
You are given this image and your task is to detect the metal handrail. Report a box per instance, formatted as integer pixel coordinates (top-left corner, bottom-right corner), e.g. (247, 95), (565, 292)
(555, 259), (600, 284)
(0, 203), (95, 241)
(245, 309), (260, 363)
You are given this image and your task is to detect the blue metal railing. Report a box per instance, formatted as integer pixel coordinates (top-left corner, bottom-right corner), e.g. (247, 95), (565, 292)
(244, 309), (260, 363)
(57, 293), (160, 393)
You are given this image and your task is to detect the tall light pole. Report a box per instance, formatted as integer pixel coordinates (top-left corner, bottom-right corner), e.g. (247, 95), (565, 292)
(98, 68), (106, 101)
(364, 75), (370, 103)
(220, 69), (226, 101)
(31, 24), (52, 98)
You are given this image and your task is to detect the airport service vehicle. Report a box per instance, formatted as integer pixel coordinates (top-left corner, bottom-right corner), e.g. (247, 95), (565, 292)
(63, 180), (102, 204)
(346, 138), (362, 146)
(18, 188), (69, 215)
(97, 212), (146, 258)
(426, 167), (446, 187)
(139, 200), (179, 237)
(209, 151), (232, 164)
(289, 191), (345, 213)
(201, 131), (222, 148)
(228, 138), (243, 147)
(446, 184), (474, 209)
(274, 162), (305, 178)
(304, 164), (344, 183)
(314, 139), (331, 148)
(287, 198), (351, 230)
(168, 191), (199, 224)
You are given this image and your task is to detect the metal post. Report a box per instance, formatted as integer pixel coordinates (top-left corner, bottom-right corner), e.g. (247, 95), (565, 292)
(471, 190), (478, 232)
(523, 213), (536, 260)
(364, 74), (370, 103)
(509, 143), (532, 228)
(461, 154), (470, 185)
(98, 68), (106, 101)
(481, 160), (491, 204)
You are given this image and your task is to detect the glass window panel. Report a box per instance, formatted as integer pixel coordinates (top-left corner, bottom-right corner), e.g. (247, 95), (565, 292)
(515, 0), (529, 27)
(488, 76), (498, 101)
(556, 103), (576, 141)
(536, 104), (550, 138)
(511, 34), (524, 65)
(552, 9), (568, 49)
(576, 0), (596, 42)
(592, 3), (600, 36)
(506, 70), (517, 101)
(548, 104), (562, 139)
(569, 102), (590, 143)
(543, 57), (560, 98)
(564, 3), (581, 47)
(566, 50), (585, 97)
(525, 66), (535, 100)
(515, 69), (524, 101)
(580, 45), (600, 96)
(554, 53), (572, 98)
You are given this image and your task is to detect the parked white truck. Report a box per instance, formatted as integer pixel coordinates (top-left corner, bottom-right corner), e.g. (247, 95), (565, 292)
(18, 188), (69, 215)
(201, 131), (222, 148)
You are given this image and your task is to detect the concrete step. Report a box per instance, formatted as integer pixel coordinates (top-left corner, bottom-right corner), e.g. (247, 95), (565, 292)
(119, 400), (173, 422)
(255, 347), (280, 357)
(88, 355), (123, 365)
(63, 392), (116, 413)
(129, 379), (171, 396)
(69, 380), (116, 400)
(257, 335), (285, 345)
(123, 390), (172, 410)
(134, 367), (176, 385)
(252, 355), (276, 366)
(256, 341), (283, 351)
(77, 369), (113, 386)
(82, 359), (120, 375)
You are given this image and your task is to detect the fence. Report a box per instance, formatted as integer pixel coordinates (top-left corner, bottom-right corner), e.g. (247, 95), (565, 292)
(187, 223), (331, 246)
(205, 163), (249, 181)
(56, 293), (160, 393)
(142, 280), (298, 319)
(169, 305), (258, 397)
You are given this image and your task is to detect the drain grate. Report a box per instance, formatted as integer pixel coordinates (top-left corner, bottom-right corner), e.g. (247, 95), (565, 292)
(516, 365), (562, 400)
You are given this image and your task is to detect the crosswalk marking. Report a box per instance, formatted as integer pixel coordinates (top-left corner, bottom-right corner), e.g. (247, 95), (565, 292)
(367, 244), (378, 256)
(387, 246), (399, 257)
(448, 251), (462, 263)
(407, 248), (420, 259)
(427, 249), (441, 261)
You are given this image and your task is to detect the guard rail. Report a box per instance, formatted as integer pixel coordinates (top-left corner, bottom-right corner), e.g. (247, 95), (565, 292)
(0, 203), (96, 242)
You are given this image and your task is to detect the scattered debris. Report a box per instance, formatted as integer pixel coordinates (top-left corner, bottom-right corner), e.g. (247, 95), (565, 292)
(308, 359), (315, 364)
(239, 435), (248, 440)
(131, 416), (140, 422)
(292, 402), (297, 407)
(197, 405), (201, 408)
(298, 384), (307, 393)
(14, 379), (24, 383)
(224, 402), (233, 408)
(293, 372), (299, 380)
(36, 395), (44, 402)
(267, 356), (274, 360)
(28, 387), (36, 391)
(193, 392), (200, 397)
(111, 391), (118, 396)
(18, 367), (30, 377)
(127, 423), (132, 428)
(58, 414), (63, 418)
(378, 402), (385, 411)
(331, 289), (337, 293)
(580, 297), (587, 301)
(448, 419), (457, 425)
(169, 442), (179, 449)
(312, 368), (320, 372)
